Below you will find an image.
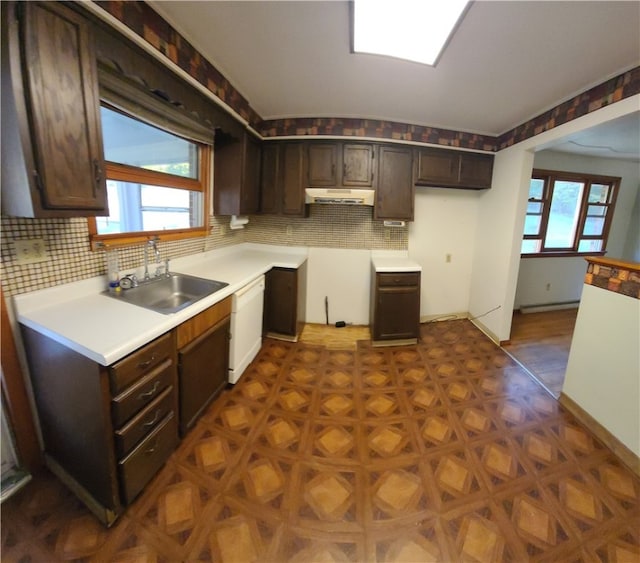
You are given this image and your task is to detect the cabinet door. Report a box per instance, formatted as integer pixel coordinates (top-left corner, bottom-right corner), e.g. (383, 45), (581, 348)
(373, 286), (420, 341)
(282, 142), (306, 216)
(241, 134), (261, 214)
(375, 145), (414, 221)
(178, 317), (229, 435)
(307, 143), (337, 186)
(264, 268), (297, 336)
(416, 149), (459, 186)
(342, 143), (374, 186)
(260, 143), (280, 214)
(22, 2), (107, 211)
(458, 153), (494, 189)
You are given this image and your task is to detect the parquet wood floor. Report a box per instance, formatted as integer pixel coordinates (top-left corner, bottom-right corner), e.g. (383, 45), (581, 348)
(2, 320), (638, 562)
(503, 309), (578, 398)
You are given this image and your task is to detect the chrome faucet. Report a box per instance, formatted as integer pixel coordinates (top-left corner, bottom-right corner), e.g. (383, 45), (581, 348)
(143, 238), (160, 281)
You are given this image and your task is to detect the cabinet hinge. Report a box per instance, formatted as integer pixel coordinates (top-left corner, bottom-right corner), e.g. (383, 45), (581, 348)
(32, 170), (44, 193)
(14, 1), (25, 23)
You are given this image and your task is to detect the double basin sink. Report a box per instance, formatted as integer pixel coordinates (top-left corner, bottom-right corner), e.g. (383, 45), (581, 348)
(105, 273), (228, 314)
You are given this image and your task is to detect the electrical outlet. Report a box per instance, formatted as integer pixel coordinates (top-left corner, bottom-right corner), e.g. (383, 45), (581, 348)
(286, 225), (293, 236)
(219, 225), (226, 236)
(14, 238), (48, 265)
(384, 229), (390, 241)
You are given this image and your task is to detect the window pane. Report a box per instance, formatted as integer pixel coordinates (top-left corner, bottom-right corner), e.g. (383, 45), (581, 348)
(588, 183), (609, 203)
(101, 106), (198, 179)
(527, 202), (543, 214)
(524, 215), (541, 235)
(521, 239), (541, 253)
(583, 217), (605, 236)
(544, 180), (584, 248)
(586, 205), (607, 217)
(140, 186), (191, 208)
(578, 239), (603, 252)
(529, 178), (544, 200)
(142, 211), (191, 231)
(96, 180), (204, 235)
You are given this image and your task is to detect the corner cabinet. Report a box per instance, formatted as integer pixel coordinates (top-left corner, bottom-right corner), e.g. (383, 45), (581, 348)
(416, 148), (494, 190)
(20, 327), (179, 525)
(263, 263), (308, 341)
(371, 271), (421, 344)
(214, 131), (261, 215)
(375, 145), (415, 221)
(1, 1), (108, 217)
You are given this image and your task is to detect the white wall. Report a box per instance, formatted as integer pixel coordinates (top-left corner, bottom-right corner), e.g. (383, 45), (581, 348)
(514, 257), (586, 308)
(563, 284), (640, 456)
(467, 95), (640, 342)
(408, 188), (480, 319)
(305, 247), (372, 325)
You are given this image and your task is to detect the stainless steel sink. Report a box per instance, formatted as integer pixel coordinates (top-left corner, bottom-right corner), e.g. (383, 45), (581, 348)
(105, 273), (228, 314)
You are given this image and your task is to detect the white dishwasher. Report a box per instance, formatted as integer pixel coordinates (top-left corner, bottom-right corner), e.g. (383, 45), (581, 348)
(229, 275), (265, 384)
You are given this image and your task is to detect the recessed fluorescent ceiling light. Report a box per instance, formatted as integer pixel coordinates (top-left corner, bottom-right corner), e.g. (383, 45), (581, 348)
(353, 0), (469, 66)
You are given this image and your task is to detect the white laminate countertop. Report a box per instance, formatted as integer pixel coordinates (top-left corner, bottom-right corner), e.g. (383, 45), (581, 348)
(371, 251), (422, 273)
(13, 243), (308, 366)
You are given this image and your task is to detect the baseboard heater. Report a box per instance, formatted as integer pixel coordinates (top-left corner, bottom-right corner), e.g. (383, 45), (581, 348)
(519, 301), (580, 314)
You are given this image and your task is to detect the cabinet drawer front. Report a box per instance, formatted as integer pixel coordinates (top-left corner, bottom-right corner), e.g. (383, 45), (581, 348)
(114, 386), (175, 458)
(377, 272), (420, 287)
(109, 332), (173, 395)
(118, 412), (178, 505)
(111, 360), (174, 427)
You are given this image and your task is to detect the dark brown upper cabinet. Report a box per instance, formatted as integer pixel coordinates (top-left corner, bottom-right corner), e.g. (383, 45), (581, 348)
(1, 1), (108, 217)
(375, 145), (415, 221)
(306, 141), (376, 188)
(416, 148), (494, 190)
(259, 141), (307, 217)
(214, 131), (261, 215)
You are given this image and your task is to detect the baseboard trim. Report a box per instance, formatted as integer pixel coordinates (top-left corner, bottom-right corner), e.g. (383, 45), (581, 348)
(558, 393), (640, 478)
(520, 301), (580, 314)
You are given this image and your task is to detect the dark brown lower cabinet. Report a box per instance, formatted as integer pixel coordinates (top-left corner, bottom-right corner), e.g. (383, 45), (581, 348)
(371, 271), (421, 343)
(20, 326), (179, 526)
(263, 264), (307, 341)
(178, 316), (230, 435)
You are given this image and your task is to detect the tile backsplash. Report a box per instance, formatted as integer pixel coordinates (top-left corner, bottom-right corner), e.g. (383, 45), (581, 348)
(1, 207), (406, 297)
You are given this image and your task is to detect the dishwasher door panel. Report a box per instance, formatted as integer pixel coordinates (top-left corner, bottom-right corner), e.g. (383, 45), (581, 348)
(229, 276), (264, 384)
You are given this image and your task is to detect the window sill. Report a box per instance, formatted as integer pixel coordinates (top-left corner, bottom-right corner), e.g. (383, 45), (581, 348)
(520, 251), (607, 259)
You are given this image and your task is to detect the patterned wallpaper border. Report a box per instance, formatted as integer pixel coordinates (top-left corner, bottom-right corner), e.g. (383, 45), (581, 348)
(584, 258), (640, 300)
(94, 2), (639, 152)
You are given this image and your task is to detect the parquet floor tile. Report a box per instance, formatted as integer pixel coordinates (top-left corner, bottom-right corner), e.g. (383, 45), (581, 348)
(3, 319), (639, 562)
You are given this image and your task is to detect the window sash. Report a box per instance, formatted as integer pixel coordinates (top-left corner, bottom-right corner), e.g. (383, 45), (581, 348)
(522, 169), (619, 257)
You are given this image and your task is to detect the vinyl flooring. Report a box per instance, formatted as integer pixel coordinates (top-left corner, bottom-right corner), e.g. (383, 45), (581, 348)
(503, 309), (579, 398)
(2, 319), (638, 562)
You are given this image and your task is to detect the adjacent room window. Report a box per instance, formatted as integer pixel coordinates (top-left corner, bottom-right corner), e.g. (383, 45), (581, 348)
(521, 169), (619, 256)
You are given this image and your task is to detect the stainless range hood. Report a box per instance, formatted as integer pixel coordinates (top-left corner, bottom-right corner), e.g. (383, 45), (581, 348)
(305, 188), (375, 206)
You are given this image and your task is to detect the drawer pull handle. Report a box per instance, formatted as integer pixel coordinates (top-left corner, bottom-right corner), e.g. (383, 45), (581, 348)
(138, 381), (160, 400)
(142, 410), (161, 428)
(137, 355), (156, 370)
(144, 438), (159, 455)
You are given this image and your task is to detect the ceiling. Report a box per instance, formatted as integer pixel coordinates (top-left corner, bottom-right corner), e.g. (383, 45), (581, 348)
(148, 1), (640, 159)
